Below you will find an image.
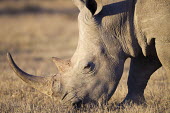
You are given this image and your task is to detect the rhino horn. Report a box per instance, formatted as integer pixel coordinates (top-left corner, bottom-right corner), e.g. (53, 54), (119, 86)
(52, 57), (70, 74)
(7, 52), (54, 96)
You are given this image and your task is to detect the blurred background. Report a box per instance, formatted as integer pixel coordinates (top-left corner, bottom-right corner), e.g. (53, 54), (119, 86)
(0, 0), (169, 112)
(0, 0), (79, 74)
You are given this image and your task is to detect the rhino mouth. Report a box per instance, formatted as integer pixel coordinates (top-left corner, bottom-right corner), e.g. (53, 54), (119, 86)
(61, 91), (98, 108)
(61, 93), (83, 108)
(61, 90), (97, 108)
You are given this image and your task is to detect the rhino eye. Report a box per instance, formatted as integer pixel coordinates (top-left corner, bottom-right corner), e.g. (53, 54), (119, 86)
(83, 62), (95, 74)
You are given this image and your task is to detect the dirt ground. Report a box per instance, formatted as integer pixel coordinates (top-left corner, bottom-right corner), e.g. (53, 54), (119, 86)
(0, 0), (169, 113)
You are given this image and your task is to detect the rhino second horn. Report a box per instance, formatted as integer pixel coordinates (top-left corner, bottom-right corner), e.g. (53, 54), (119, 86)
(7, 52), (53, 96)
(52, 57), (70, 74)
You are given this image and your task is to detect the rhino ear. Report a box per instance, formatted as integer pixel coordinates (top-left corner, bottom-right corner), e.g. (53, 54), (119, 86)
(52, 57), (70, 74)
(86, 0), (103, 15)
(73, 0), (103, 15)
(73, 0), (85, 10)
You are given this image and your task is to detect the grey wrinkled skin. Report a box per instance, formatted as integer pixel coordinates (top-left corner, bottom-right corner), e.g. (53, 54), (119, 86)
(7, 0), (170, 107)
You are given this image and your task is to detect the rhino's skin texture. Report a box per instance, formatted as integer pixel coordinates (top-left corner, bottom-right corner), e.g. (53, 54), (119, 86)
(7, 0), (170, 107)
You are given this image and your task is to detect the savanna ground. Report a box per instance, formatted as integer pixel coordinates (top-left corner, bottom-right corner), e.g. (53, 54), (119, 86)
(0, 0), (169, 113)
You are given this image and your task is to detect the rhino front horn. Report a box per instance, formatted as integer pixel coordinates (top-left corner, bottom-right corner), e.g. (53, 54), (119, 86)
(7, 52), (54, 96)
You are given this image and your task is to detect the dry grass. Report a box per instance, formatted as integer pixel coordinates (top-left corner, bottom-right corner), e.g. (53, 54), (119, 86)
(0, 1), (169, 113)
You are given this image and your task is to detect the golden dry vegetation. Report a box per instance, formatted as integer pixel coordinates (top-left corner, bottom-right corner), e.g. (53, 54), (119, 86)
(0, 0), (169, 113)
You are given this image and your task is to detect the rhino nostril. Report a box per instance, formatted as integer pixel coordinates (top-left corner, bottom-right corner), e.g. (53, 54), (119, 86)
(62, 92), (68, 100)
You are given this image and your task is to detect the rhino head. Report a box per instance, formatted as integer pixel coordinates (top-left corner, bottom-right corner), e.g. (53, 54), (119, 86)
(8, 0), (130, 107)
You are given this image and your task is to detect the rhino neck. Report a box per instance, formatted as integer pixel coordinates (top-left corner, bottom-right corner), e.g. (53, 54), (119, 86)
(96, 0), (141, 58)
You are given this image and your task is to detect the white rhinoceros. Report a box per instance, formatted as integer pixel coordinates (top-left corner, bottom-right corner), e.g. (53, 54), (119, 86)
(7, 0), (170, 107)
